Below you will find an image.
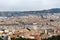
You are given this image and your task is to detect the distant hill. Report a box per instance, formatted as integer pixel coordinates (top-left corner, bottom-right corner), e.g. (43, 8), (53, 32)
(31, 8), (60, 13)
(47, 8), (60, 13)
(0, 8), (60, 17)
(21, 8), (60, 13)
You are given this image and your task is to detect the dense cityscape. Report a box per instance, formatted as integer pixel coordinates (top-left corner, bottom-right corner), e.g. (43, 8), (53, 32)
(0, 0), (59, 40)
(0, 13), (59, 40)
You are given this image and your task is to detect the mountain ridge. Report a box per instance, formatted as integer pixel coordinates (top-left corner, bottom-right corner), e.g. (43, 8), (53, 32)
(0, 8), (60, 16)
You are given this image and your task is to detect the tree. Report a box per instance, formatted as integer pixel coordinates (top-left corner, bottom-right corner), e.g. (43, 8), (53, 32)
(0, 38), (3, 40)
(11, 37), (36, 40)
(43, 35), (60, 40)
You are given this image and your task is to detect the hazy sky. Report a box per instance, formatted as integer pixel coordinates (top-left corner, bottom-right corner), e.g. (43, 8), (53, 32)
(0, 0), (60, 11)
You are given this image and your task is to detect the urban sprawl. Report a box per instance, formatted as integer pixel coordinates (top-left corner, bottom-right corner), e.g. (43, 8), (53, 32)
(0, 13), (60, 40)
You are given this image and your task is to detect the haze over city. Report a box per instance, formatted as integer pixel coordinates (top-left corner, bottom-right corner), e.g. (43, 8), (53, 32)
(0, 0), (60, 40)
